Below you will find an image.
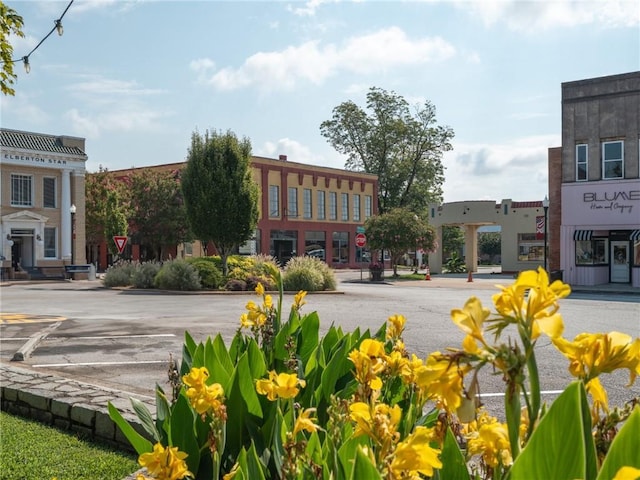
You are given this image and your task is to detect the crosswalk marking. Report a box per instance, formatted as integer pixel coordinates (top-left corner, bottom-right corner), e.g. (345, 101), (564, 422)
(0, 313), (67, 324)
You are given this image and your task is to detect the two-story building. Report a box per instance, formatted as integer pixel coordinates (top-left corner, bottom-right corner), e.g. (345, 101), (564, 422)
(1, 128), (87, 280)
(550, 71), (640, 288)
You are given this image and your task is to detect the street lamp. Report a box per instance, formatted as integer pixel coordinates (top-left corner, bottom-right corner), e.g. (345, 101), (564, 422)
(542, 196), (549, 273)
(70, 204), (76, 265)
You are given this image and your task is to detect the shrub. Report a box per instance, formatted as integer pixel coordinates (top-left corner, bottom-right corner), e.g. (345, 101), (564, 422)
(224, 278), (247, 291)
(283, 255), (336, 291)
(131, 261), (161, 289)
(245, 274), (276, 292)
(102, 261), (135, 288)
(186, 258), (224, 289)
(444, 251), (467, 273)
(153, 259), (201, 291)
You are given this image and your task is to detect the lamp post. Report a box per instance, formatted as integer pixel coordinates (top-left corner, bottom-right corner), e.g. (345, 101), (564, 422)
(70, 204), (76, 265)
(542, 196), (549, 273)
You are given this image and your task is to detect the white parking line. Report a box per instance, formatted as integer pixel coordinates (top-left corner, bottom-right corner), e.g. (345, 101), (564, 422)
(477, 390), (564, 398)
(32, 360), (168, 367)
(0, 333), (176, 341)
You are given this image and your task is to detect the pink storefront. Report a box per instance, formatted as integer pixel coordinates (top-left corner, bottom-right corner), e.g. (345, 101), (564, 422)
(560, 179), (640, 288)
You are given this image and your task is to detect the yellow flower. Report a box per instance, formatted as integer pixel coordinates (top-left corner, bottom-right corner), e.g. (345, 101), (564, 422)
(182, 367), (225, 416)
(612, 466), (640, 480)
(263, 294), (273, 309)
(586, 376), (609, 418)
(349, 402), (402, 445)
(359, 338), (386, 358)
(222, 462), (239, 480)
(256, 370), (305, 401)
(293, 408), (319, 435)
(451, 296), (490, 346)
(415, 353), (468, 413)
(348, 349), (384, 390)
(553, 332), (640, 385)
(390, 426), (442, 478)
(466, 419), (512, 468)
(386, 314), (406, 339)
(293, 290), (307, 310)
(255, 282), (265, 296)
(138, 443), (192, 480)
(492, 267), (569, 340)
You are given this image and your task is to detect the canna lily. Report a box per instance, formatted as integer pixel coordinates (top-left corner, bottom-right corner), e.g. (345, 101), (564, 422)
(293, 407), (319, 435)
(349, 401), (402, 446)
(386, 314), (406, 339)
(451, 296), (490, 349)
(390, 426), (442, 478)
(612, 466), (640, 480)
(415, 352), (469, 413)
(348, 349), (385, 390)
(293, 290), (307, 310)
(466, 418), (512, 468)
(182, 367), (225, 416)
(256, 370), (306, 401)
(138, 442), (192, 480)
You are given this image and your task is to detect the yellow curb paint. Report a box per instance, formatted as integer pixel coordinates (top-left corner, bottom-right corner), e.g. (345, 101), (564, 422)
(0, 313), (67, 324)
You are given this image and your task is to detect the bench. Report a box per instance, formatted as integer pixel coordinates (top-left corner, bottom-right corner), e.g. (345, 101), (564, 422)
(64, 264), (92, 279)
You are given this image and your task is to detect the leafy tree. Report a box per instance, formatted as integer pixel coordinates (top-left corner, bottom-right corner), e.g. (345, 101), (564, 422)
(364, 207), (436, 277)
(0, 2), (24, 96)
(182, 129), (259, 276)
(320, 87), (454, 213)
(442, 225), (464, 260)
(127, 169), (191, 261)
(479, 231), (501, 262)
(85, 168), (128, 259)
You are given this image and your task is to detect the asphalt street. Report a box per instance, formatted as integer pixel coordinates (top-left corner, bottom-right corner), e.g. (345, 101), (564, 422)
(1, 273), (639, 418)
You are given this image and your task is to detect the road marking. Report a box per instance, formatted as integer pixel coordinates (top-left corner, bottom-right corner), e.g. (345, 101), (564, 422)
(477, 390), (564, 398)
(1, 334), (175, 341)
(0, 313), (67, 324)
(32, 360), (168, 367)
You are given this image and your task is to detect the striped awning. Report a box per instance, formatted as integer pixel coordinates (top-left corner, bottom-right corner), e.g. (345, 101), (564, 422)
(630, 230), (640, 241)
(573, 230), (593, 241)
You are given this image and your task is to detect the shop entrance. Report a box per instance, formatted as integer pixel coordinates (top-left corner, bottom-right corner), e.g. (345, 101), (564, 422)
(611, 241), (630, 283)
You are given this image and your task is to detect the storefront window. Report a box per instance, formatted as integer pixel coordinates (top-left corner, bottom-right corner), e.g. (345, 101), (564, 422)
(332, 231), (349, 264)
(633, 240), (640, 266)
(575, 239), (608, 265)
(304, 231), (326, 261)
(517, 233), (544, 262)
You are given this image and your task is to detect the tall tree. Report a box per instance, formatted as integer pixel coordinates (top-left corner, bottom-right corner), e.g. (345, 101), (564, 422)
(364, 208), (436, 277)
(182, 129), (259, 276)
(85, 168), (128, 260)
(478, 231), (501, 262)
(320, 87), (454, 213)
(127, 169), (190, 260)
(0, 1), (24, 96)
(442, 225), (465, 260)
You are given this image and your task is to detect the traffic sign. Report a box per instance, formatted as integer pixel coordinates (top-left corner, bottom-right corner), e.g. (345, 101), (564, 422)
(356, 226), (365, 234)
(113, 236), (128, 254)
(355, 233), (367, 248)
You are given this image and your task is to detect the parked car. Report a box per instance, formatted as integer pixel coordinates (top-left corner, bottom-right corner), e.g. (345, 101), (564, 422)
(307, 249), (325, 260)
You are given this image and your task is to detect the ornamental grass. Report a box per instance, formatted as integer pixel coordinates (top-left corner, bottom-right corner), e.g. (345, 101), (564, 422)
(110, 267), (640, 480)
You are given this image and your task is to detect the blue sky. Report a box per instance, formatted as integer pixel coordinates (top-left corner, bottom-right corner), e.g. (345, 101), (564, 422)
(2, 0), (638, 203)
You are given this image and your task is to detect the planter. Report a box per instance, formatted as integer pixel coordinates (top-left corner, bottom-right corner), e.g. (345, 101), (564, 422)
(370, 270), (383, 282)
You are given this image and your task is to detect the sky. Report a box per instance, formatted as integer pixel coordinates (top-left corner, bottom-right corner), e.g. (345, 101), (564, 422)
(2, 0), (639, 204)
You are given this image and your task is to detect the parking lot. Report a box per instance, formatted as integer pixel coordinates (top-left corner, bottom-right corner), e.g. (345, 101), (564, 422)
(1, 274), (639, 414)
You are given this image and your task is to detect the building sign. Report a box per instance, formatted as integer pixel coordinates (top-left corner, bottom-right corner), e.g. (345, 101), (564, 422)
(2, 152), (85, 171)
(562, 180), (640, 226)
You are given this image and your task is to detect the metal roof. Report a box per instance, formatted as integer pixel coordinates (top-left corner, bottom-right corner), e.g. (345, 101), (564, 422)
(0, 128), (87, 157)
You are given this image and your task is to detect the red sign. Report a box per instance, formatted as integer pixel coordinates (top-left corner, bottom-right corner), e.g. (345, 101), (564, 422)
(355, 233), (367, 248)
(113, 236), (128, 254)
(536, 216), (545, 240)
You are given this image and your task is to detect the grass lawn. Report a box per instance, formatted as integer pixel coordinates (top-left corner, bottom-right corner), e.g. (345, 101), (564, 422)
(0, 411), (139, 480)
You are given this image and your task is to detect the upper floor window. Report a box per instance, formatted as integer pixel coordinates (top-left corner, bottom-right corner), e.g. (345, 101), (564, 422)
(317, 191), (326, 220)
(364, 195), (373, 219)
(353, 194), (361, 221)
(11, 174), (33, 207)
(576, 144), (588, 181)
(303, 189), (312, 219)
(269, 185), (279, 217)
(602, 140), (623, 179)
(341, 193), (349, 221)
(44, 227), (57, 258)
(43, 177), (57, 208)
(288, 187), (298, 218)
(329, 192), (337, 220)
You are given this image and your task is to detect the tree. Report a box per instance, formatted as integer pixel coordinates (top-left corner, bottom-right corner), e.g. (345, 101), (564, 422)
(364, 207), (436, 277)
(182, 129), (259, 276)
(320, 87), (454, 213)
(127, 169), (191, 261)
(442, 225), (464, 260)
(479, 231), (501, 263)
(0, 1), (24, 96)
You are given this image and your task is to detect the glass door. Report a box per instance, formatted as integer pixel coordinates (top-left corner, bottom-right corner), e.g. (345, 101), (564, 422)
(611, 241), (630, 283)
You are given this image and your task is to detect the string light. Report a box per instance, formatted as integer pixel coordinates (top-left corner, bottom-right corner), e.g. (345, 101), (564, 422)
(3, 0), (74, 74)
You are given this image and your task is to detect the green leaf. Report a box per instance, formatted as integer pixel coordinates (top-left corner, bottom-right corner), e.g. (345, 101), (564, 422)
(597, 405), (640, 480)
(246, 338), (268, 380)
(237, 352), (263, 417)
(245, 442), (267, 480)
(507, 381), (597, 480)
(338, 435), (369, 480)
(321, 338), (351, 399)
(107, 401), (153, 455)
(131, 397), (161, 442)
(350, 445), (383, 480)
(299, 312), (320, 363)
(169, 394), (200, 476)
(274, 314), (300, 361)
(439, 427), (470, 480)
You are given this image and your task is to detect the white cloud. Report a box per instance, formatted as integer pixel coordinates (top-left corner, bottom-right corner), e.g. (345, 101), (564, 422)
(460, 0), (640, 31)
(202, 27), (456, 91)
(0, 91), (51, 126)
(65, 106), (170, 139)
(287, 0), (338, 17)
(68, 76), (165, 98)
(257, 137), (328, 164)
(441, 134), (559, 202)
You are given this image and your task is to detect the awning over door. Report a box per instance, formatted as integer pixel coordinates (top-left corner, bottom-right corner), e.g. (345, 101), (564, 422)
(630, 230), (640, 242)
(573, 230), (593, 241)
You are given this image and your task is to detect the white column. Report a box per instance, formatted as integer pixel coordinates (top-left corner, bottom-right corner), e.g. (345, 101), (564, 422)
(464, 225), (479, 273)
(61, 169), (72, 260)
